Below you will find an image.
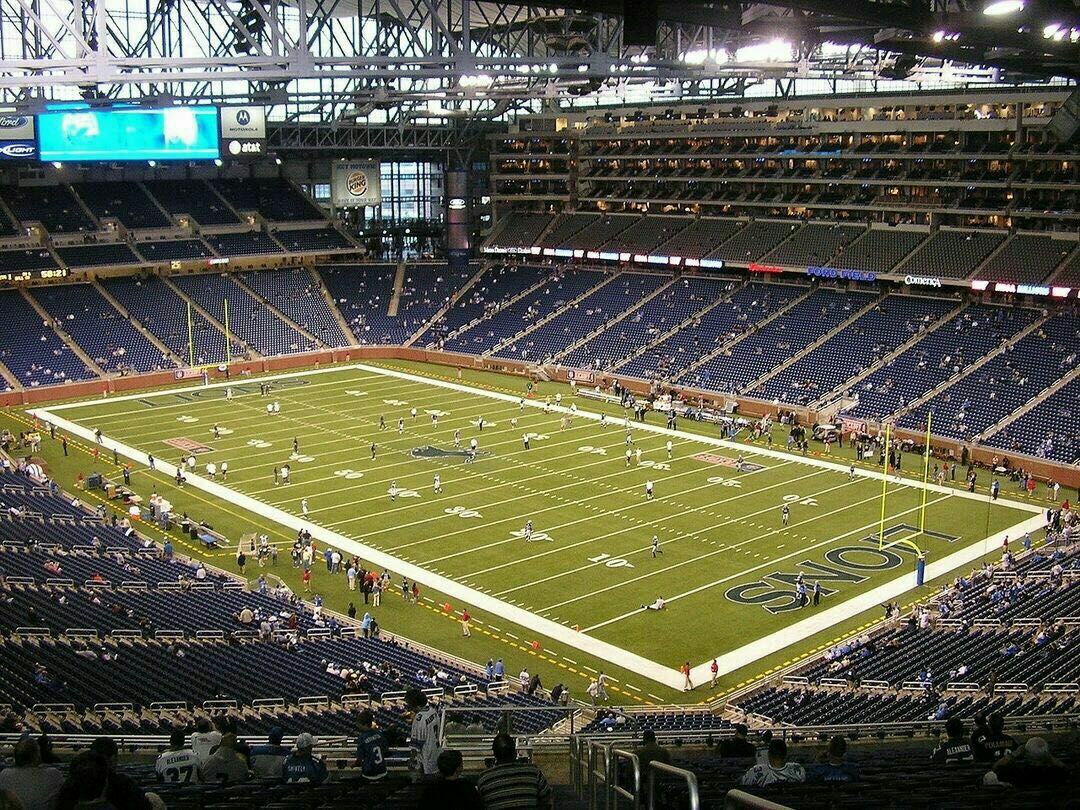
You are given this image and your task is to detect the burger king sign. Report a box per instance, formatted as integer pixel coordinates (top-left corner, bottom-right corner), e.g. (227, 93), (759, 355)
(333, 160), (381, 207)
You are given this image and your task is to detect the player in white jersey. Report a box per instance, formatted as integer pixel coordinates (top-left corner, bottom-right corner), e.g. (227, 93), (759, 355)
(433, 474), (442, 494)
(635, 448), (642, 465)
(849, 463), (856, 480)
(523, 520), (533, 541)
(454, 429), (461, 447)
(555, 393), (562, 406)
(280, 464), (290, 484)
(389, 481), (398, 501)
(470, 437), (478, 452)
(625, 448), (632, 466)
(666, 440), (673, 459)
(523, 434), (531, 450)
(225, 387), (233, 401)
(410, 407), (417, 420)
(645, 480), (654, 499)
(600, 413), (607, 428)
(155, 730), (201, 784)
(651, 535), (663, 557)
(782, 504), (790, 526)
(301, 498), (309, 516)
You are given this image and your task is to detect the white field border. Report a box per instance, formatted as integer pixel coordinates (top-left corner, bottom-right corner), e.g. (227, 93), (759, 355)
(31, 362), (1045, 692)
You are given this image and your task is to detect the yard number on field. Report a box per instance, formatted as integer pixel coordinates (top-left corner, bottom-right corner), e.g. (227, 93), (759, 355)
(588, 552), (634, 569)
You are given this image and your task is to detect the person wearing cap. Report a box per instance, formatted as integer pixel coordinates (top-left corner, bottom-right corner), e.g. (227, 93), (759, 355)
(199, 733), (249, 784)
(420, 749), (483, 809)
(249, 727), (289, 780)
(282, 733), (327, 785)
(632, 729), (671, 776)
(355, 710), (389, 782)
(718, 724), (756, 758)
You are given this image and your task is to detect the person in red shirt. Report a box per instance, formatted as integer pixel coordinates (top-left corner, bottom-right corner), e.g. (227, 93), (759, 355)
(680, 661), (693, 691)
(460, 609), (471, 637)
(710, 659), (719, 688)
(302, 569), (312, 592)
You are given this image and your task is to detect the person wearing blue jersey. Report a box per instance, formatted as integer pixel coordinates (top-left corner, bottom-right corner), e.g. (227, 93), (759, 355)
(281, 733), (327, 784)
(355, 709), (389, 781)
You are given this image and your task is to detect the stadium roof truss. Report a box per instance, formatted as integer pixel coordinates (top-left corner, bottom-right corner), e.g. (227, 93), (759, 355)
(0, 0), (1076, 121)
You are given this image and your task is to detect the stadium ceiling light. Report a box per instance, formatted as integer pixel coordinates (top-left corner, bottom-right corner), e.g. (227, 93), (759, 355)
(577, 64), (589, 73)
(214, 158), (223, 167)
(1042, 22), (1061, 37)
(148, 160), (156, 167)
(681, 49), (708, 65)
(51, 161), (62, 169)
(983, 0), (1024, 15)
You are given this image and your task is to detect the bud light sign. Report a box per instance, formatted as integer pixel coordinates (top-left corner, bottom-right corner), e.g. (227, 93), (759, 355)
(0, 141), (36, 160)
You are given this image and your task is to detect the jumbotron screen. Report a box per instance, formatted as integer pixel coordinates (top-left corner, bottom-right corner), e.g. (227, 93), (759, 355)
(36, 105), (220, 162)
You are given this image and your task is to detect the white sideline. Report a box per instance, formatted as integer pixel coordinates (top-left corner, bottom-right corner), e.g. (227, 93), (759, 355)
(32, 363), (1046, 692)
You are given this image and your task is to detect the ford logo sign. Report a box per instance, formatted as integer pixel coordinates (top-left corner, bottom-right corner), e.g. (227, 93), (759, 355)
(0, 143), (34, 157)
(236, 109), (251, 125)
(0, 116), (27, 128)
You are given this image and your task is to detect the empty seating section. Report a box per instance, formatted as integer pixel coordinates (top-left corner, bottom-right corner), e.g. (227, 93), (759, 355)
(240, 269), (350, 348)
(657, 218), (741, 260)
(828, 228), (929, 273)
(1052, 245), (1080, 285)
(213, 179), (323, 221)
(899, 309), (1080, 440)
(318, 264), (398, 344)
(899, 229), (1007, 279)
(620, 282), (798, 380)
(393, 265), (477, 344)
(1, 185), (95, 232)
(204, 230), (284, 257)
(417, 263), (547, 344)
(0, 247), (58, 272)
(706, 219), (802, 264)
(445, 268), (606, 355)
(985, 377), (1080, 464)
(562, 276), (725, 370)
(683, 288), (865, 394)
(537, 212), (598, 248)
(273, 227), (354, 252)
(74, 182), (170, 229)
(600, 216), (689, 254)
(135, 238), (213, 262)
(101, 275), (240, 365)
(842, 304), (1039, 420)
(144, 180), (239, 225)
(30, 283), (170, 373)
(558, 214), (634, 250)
(762, 222), (864, 268)
(172, 273), (310, 356)
(494, 272), (668, 362)
(0, 288), (95, 386)
(754, 295), (958, 405)
(55, 242), (140, 268)
(973, 234), (1075, 284)
(486, 211), (553, 248)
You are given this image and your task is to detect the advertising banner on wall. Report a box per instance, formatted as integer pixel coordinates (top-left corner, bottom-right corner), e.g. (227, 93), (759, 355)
(0, 114), (36, 160)
(332, 160), (382, 207)
(220, 106), (266, 158)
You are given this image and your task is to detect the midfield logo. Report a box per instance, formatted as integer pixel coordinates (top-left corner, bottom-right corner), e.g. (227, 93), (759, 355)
(410, 445), (488, 462)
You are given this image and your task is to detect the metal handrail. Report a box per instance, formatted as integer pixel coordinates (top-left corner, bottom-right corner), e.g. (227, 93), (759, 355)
(723, 789), (793, 810)
(612, 748), (641, 809)
(648, 760), (699, 810)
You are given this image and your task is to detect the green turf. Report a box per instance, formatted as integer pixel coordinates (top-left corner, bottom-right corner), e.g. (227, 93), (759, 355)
(27, 361), (1036, 695)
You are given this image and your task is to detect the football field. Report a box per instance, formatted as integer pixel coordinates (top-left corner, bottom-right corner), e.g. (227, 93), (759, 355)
(32, 362), (1044, 691)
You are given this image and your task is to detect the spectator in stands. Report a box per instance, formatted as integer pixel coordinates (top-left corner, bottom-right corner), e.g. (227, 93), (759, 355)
(476, 733), (552, 810)
(739, 739), (805, 786)
(355, 709), (389, 782)
(717, 723), (756, 758)
(249, 727), (289, 779)
(976, 713), (1017, 762)
(990, 736), (1069, 787)
(190, 716), (221, 766)
(633, 729), (671, 775)
(58, 737), (152, 810)
(807, 736), (861, 783)
(154, 729), (200, 784)
(419, 749), (483, 809)
(282, 733), (327, 785)
(58, 752), (110, 810)
(407, 688), (441, 779)
(200, 733), (249, 784)
(930, 717), (975, 764)
(0, 736), (64, 810)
